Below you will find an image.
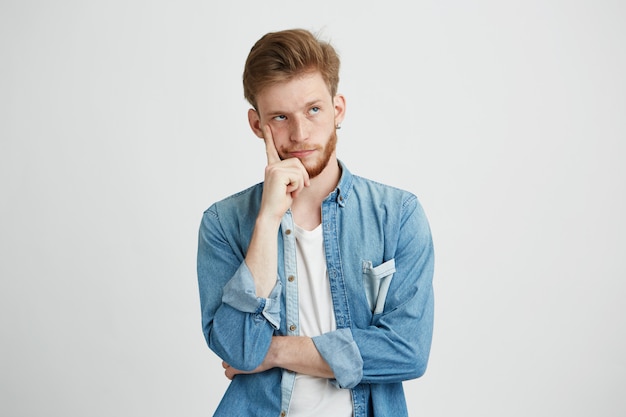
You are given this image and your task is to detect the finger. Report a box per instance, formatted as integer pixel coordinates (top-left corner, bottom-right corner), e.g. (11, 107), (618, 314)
(222, 361), (229, 369)
(292, 159), (311, 189)
(263, 125), (281, 165)
(282, 156), (310, 188)
(286, 173), (306, 196)
(285, 165), (310, 197)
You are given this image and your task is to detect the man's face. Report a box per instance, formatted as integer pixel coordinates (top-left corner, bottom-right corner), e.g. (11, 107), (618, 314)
(252, 72), (344, 178)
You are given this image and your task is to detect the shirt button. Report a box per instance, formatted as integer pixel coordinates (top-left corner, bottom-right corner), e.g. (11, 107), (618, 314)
(288, 275), (295, 282)
(280, 412), (286, 417)
(285, 229), (292, 235)
(289, 324), (297, 332)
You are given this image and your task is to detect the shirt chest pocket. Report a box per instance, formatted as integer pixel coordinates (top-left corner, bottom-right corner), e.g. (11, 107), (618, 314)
(362, 259), (396, 315)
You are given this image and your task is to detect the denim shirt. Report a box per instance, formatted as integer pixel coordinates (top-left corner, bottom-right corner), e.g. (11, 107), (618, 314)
(197, 162), (435, 417)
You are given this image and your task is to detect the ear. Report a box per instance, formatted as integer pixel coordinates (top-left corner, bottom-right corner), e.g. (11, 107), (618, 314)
(248, 108), (265, 139)
(333, 94), (346, 127)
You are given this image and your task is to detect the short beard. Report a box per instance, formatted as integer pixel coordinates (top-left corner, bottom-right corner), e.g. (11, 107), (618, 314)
(280, 129), (337, 179)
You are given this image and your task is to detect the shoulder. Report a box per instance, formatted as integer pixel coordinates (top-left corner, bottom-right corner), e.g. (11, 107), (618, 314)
(203, 182), (264, 220)
(350, 174), (418, 206)
(346, 174), (431, 232)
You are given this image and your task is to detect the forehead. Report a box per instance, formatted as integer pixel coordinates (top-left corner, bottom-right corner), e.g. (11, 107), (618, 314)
(256, 71), (332, 114)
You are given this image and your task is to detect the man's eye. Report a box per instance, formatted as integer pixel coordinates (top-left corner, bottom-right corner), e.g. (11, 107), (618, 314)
(273, 115), (287, 121)
(309, 107), (320, 115)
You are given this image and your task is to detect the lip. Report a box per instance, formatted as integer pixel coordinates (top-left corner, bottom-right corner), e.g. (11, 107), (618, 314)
(289, 149), (316, 158)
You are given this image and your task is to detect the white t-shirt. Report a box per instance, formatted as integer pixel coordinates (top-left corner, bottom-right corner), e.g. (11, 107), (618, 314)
(288, 223), (353, 417)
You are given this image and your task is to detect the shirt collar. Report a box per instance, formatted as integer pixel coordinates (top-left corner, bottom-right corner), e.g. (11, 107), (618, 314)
(325, 160), (352, 207)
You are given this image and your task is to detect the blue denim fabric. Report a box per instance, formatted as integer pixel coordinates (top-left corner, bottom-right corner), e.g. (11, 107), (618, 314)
(197, 162), (435, 417)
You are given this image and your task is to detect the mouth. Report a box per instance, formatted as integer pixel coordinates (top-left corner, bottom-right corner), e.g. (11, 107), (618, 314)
(288, 149), (316, 158)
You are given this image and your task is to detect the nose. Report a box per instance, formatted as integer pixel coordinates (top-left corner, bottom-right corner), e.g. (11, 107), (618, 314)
(289, 116), (309, 142)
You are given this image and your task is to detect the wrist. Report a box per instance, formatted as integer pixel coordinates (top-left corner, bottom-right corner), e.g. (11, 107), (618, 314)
(265, 336), (283, 369)
(255, 211), (283, 232)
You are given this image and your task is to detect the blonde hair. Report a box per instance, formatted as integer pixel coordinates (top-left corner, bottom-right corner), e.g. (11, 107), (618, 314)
(243, 29), (340, 109)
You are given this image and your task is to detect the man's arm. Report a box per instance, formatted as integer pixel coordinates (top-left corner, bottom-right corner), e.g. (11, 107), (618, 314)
(246, 125), (310, 297)
(198, 207), (280, 371)
(223, 336), (333, 380)
(198, 125), (311, 371)
(318, 194), (435, 385)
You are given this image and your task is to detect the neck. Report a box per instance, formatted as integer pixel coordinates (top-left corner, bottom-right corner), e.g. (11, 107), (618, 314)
(291, 154), (341, 229)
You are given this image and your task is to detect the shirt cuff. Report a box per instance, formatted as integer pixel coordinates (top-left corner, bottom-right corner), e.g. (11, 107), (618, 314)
(312, 328), (363, 389)
(221, 261), (282, 329)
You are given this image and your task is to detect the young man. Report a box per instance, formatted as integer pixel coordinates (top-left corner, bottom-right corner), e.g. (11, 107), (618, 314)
(197, 28), (435, 417)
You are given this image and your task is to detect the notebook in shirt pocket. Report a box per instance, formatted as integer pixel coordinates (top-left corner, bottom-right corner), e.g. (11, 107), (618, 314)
(362, 259), (396, 315)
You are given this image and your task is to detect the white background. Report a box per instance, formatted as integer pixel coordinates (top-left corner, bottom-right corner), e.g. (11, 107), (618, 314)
(1, 1), (625, 416)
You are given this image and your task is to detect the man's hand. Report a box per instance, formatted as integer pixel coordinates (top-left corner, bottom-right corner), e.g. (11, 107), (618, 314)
(258, 125), (310, 223)
(222, 360), (271, 380)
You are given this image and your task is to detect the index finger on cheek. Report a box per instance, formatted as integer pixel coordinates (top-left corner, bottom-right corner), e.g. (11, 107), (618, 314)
(263, 125), (280, 164)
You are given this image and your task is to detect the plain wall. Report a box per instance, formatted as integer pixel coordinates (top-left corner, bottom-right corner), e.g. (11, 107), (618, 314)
(1, 1), (624, 416)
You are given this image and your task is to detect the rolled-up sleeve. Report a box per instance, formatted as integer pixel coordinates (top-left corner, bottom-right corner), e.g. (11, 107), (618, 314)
(222, 261), (282, 330)
(312, 328), (363, 389)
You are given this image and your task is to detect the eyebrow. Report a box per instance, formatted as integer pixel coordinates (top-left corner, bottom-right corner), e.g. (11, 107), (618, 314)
(265, 99), (325, 116)
(304, 99), (324, 108)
